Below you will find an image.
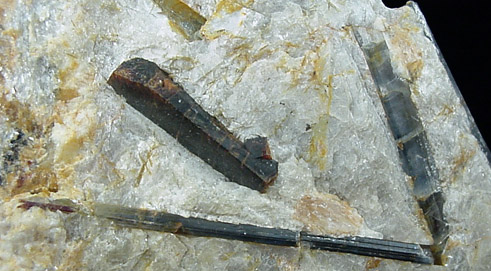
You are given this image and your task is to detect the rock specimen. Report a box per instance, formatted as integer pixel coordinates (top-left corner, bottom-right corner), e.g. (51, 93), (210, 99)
(1, 0), (490, 270)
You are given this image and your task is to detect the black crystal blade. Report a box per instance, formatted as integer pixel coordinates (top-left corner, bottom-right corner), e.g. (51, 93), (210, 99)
(354, 32), (449, 264)
(19, 199), (435, 265)
(108, 58), (278, 192)
(92, 203), (433, 264)
(300, 233), (433, 264)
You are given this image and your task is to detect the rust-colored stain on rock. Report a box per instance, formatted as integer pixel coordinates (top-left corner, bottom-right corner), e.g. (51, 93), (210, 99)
(294, 193), (363, 236)
(0, 97), (58, 197)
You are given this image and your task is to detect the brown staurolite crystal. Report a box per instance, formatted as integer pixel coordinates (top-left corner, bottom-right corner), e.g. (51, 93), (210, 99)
(108, 58), (278, 192)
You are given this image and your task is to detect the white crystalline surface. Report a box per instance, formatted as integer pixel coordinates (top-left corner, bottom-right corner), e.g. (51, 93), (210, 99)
(1, 0), (490, 270)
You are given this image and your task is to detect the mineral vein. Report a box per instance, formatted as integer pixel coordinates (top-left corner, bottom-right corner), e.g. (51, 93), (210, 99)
(18, 199), (434, 264)
(108, 58), (278, 192)
(354, 29), (448, 264)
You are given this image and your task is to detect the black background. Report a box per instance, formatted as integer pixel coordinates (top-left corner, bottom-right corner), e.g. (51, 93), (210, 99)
(382, 1), (490, 146)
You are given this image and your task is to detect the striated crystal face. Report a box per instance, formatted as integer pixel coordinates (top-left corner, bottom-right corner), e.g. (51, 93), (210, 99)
(1, 0), (490, 270)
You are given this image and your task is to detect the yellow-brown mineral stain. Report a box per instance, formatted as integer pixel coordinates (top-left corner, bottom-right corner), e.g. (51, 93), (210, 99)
(201, 0), (255, 39)
(388, 22), (423, 82)
(215, 0), (254, 15)
(57, 241), (90, 270)
(306, 72), (334, 171)
(53, 103), (97, 167)
(407, 59), (423, 82)
(365, 258), (382, 269)
(8, 168), (58, 196)
(0, 28), (20, 79)
(56, 59), (81, 101)
(454, 143), (477, 171)
(386, 8), (423, 78)
(56, 56), (95, 102)
(0, 0), (16, 34)
(51, 56), (97, 174)
(0, 96), (39, 133)
(312, 54), (332, 104)
(450, 135), (477, 184)
(293, 193), (363, 236)
(134, 144), (158, 187)
(0, 52), (97, 197)
(0, 97), (59, 198)
(437, 104), (455, 119)
(439, 238), (462, 266)
(307, 114), (329, 170)
(56, 136), (84, 164)
(275, 258), (297, 271)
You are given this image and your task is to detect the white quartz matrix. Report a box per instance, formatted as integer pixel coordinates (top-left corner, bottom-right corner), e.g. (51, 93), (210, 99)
(0, 0), (490, 270)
